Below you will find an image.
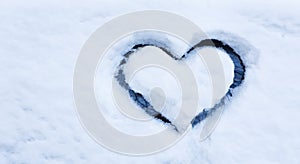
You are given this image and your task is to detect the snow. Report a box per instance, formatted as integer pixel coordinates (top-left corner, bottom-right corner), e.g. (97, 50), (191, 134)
(1, 0), (300, 163)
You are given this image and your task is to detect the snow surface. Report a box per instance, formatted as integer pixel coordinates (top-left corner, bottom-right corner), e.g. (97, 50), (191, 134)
(1, 0), (300, 163)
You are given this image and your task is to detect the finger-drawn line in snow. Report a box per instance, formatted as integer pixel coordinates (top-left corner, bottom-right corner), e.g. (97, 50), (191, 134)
(115, 39), (245, 130)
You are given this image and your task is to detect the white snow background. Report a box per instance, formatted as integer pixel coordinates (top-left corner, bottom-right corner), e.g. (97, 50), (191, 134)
(0, 0), (300, 163)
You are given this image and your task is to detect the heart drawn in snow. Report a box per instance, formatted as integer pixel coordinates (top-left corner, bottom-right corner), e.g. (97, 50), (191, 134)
(114, 38), (246, 132)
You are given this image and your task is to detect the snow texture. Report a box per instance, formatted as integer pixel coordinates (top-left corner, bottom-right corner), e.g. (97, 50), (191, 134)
(1, 0), (300, 163)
